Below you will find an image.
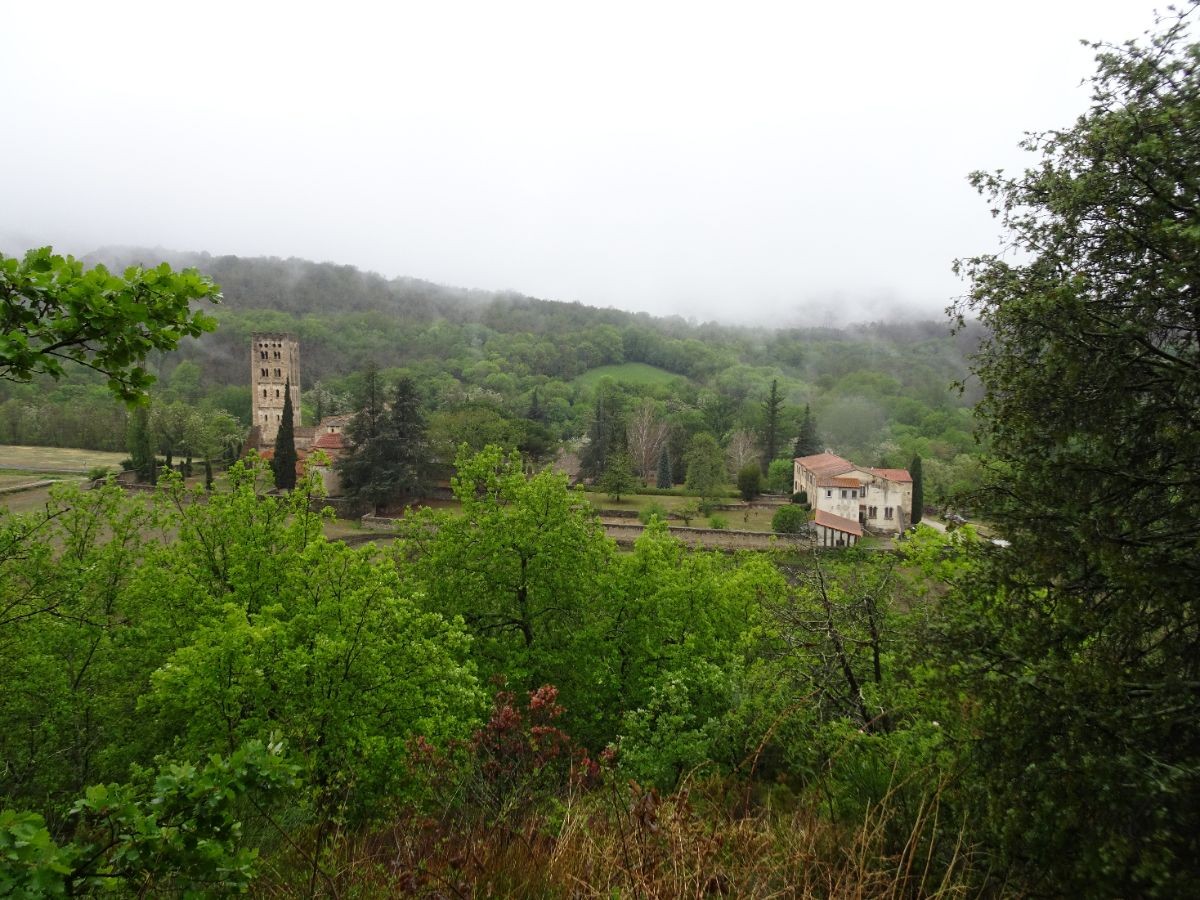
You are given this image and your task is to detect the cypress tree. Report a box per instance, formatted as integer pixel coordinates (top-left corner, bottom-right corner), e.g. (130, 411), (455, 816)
(271, 379), (298, 491)
(793, 405), (821, 457)
(909, 453), (923, 525)
(656, 446), (672, 489)
(127, 403), (156, 484)
(527, 388), (546, 423)
(761, 379), (783, 468)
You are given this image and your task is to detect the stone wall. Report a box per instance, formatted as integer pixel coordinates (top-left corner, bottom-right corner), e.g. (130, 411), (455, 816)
(603, 522), (810, 552)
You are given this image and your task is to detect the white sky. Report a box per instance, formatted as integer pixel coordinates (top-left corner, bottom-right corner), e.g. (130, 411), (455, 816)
(0, 0), (1168, 324)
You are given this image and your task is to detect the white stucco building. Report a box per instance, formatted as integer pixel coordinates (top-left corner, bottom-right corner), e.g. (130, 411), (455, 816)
(794, 452), (913, 542)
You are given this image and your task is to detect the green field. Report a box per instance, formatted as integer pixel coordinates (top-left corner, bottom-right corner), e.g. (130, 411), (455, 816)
(574, 362), (684, 389)
(0, 444), (128, 473)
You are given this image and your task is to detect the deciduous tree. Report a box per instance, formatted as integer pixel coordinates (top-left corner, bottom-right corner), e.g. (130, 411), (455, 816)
(0, 248), (219, 402)
(402, 446), (613, 729)
(684, 433), (726, 511)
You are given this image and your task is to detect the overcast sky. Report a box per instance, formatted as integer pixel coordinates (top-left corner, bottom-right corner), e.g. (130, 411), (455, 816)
(1, 1), (1168, 324)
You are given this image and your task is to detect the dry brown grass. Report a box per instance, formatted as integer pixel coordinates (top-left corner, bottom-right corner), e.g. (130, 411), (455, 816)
(255, 777), (983, 899)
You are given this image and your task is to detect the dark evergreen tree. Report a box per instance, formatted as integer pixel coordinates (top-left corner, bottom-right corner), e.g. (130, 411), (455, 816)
(909, 454), (922, 525)
(793, 405), (821, 457)
(579, 385), (624, 480)
(271, 379), (298, 491)
(336, 375), (429, 516)
(127, 404), (156, 484)
(760, 379), (783, 469)
(656, 446), (672, 489)
(526, 388), (546, 424)
(944, 12), (1200, 894)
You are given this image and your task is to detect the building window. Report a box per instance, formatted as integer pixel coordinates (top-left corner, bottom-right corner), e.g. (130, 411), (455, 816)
(826, 489), (832, 498)
(262, 389), (267, 398)
(275, 389), (280, 399)
(260, 368), (268, 377)
(259, 350), (267, 359)
(869, 506), (877, 518)
(274, 368), (281, 378)
(841, 489), (847, 499)
(274, 351), (281, 360)
(884, 507), (893, 520)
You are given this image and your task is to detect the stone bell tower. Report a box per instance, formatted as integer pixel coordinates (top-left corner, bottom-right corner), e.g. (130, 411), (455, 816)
(251, 333), (301, 446)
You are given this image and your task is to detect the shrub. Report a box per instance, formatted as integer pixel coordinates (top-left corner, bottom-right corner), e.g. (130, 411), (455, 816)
(639, 502), (669, 525)
(772, 505), (809, 534)
(708, 515), (728, 530)
(737, 464), (762, 501)
(791, 490), (808, 505)
(87, 466), (111, 481)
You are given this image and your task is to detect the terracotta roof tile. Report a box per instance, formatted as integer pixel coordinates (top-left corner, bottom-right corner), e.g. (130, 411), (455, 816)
(795, 452), (854, 477)
(814, 509), (864, 537)
(313, 432), (345, 450)
(865, 467), (912, 483)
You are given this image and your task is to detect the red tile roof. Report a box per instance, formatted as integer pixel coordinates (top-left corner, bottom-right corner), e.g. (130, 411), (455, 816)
(830, 476), (862, 488)
(313, 432), (345, 451)
(814, 509), (864, 537)
(795, 452), (854, 477)
(865, 467), (912, 483)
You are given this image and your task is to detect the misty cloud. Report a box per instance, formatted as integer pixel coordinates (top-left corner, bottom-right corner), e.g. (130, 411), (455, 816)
(0, 0), (1162, 325)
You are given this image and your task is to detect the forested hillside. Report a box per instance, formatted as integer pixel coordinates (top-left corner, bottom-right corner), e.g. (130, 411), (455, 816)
(0, 248), (984, 503)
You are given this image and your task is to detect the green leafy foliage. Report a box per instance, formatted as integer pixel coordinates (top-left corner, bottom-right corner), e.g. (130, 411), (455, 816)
(402, 446), (613, 736)
(771, 505), (808, 534)
(766, 458), (793, 494)
(684, 433), (726, 511)
(0, 739), (296, 897)
(599, 449), (639, 501)
(736, 463), (762, 501)
(638, 501), (668, 525)
(0, 248), (219, 402)
(947, 9), (1200, 893)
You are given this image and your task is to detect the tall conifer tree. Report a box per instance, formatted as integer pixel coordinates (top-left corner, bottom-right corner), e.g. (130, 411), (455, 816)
(127, 404), (156, 484)
(271, 379), (298, 491)
(656, 446), (672, 489)
(761, 379), (783, 469)
(909, 453), (922, 524)
(793, 405), (821, 457)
